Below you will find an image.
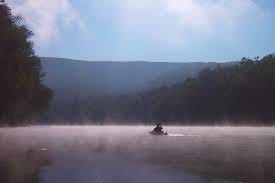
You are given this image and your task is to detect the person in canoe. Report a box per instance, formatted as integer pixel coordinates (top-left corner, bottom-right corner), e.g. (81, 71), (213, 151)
(150, 123), (167, 135)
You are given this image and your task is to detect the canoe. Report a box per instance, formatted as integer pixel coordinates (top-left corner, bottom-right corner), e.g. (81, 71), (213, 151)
(149, 131), (168, 136)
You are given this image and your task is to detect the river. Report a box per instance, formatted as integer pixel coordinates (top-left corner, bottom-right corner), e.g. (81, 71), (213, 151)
(0, 126), (275, 183)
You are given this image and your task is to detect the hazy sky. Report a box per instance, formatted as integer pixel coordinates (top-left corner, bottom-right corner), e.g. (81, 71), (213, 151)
(8, 0), (275, 62)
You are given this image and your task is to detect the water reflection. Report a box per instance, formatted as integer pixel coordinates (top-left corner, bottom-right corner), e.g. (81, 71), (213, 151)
(0, 126), (274, 183)
(0, 145), (51, 183)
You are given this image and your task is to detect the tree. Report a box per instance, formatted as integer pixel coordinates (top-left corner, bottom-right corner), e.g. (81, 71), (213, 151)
(0, 3), (52, 125)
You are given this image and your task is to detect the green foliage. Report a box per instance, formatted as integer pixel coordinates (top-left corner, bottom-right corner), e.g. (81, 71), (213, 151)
(0, 4), (52, 125)
(42, 55), (275, 125)
(164, 55), (275, 123)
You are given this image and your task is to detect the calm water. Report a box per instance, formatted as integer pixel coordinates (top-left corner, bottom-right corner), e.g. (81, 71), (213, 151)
(0, 126), (275, 183)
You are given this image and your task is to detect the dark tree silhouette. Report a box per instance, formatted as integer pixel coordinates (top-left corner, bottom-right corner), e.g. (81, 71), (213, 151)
(0, 3), (52, 125)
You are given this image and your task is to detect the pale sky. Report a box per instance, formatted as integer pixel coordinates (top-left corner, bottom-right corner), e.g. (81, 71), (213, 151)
(8, 0), (275, 62)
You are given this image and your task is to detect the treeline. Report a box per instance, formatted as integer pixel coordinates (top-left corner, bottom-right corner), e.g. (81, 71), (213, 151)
(42, 55), (275, 125)
(0, 3), (52, 125)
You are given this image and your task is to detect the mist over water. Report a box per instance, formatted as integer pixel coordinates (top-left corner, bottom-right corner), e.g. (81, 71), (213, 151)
(0, 126), (275, 183)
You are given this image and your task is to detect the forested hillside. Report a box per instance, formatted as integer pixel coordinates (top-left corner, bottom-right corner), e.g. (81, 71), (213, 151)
(41, 57), (229, 97)
(40, 55), (275, 125)
(40, 58), (236, 122)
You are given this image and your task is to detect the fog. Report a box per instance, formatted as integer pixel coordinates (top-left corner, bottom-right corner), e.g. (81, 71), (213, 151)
(0, 126), (275, 183)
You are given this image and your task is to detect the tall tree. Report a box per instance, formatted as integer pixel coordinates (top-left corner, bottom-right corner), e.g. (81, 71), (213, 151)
(0, 3), (52, 125)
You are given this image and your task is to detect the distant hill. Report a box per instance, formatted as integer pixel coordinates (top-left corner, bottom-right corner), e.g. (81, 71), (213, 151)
(41, 57), (236, 99)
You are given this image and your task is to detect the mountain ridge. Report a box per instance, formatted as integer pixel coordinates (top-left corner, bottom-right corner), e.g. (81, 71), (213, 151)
(40, 57), (237, 99)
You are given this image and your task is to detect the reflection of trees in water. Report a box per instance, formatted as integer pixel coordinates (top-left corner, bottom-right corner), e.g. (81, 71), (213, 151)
(0, 148), (51, 183)
(1, 127), (274, 183)
(134, 137), (275, 183)
(62, 133), (275, 183)
(56, 129), (275, 183)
